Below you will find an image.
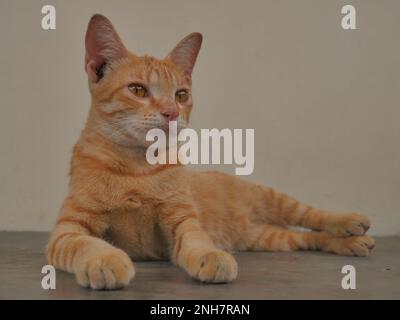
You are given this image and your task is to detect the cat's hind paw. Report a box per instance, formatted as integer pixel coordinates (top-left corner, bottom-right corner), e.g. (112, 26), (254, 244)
(326, 235), (375, 257)
(326, 213), (370, 237)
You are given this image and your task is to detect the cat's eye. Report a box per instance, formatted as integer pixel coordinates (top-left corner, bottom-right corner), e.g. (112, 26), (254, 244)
(175, 89), (189, 103)
(128, 83), (148, 98)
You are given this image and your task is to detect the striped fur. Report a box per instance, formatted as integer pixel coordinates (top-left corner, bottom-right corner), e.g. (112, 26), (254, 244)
(46, 14), (374, 290)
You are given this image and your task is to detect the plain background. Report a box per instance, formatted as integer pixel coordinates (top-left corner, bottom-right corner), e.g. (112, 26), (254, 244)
(0, 0), (399, 235)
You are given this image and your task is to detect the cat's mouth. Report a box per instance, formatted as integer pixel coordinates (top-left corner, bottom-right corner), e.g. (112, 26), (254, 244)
(157, 120), (186, 133)
(138, 119), (187, 137)
(158, 122), (170, 132)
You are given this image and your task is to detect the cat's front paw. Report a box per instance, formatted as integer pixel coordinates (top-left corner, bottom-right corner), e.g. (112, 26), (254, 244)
(325, 235), (375, 257)
(76, 249), (135, 290)
(190, 250), (238, 283)
(326, 213), (370, 236)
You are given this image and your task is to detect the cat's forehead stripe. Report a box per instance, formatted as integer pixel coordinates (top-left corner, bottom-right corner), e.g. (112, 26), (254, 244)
(163, 64), (179, 88)
(147, 64), (177, 92)
(125, 57), (181, 96)
(149, 69), (160, 83)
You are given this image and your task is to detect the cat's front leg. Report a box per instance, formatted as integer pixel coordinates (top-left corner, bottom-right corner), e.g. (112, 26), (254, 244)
(46, 201), (135, 290)
(47, 223), (135, 290)
(160, 204), (238, 283)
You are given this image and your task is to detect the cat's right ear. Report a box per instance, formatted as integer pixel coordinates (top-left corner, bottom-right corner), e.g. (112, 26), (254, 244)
(85, 14), (127, 83)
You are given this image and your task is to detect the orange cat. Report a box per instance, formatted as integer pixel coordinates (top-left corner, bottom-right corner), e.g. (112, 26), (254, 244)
(46, 14), (374, 290)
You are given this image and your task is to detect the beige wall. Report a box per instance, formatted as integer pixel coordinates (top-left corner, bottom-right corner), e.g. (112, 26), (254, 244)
(0, 0), (399, 235)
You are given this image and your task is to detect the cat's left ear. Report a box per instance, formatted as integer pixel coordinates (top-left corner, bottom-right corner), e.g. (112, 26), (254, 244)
(166, 33), (202, 78)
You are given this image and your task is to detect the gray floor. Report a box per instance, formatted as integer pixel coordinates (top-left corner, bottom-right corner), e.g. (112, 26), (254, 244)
(0, 232), (398, 299)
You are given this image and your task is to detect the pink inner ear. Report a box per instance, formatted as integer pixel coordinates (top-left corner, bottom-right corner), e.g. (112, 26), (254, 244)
(86, 32), (106, 67)
(85, 59), (99, 82)
(168, 33), (202, 78)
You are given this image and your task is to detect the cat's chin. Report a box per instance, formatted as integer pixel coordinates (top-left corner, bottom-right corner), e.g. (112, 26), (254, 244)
(103, 131), (148, 153)
(110, 124), (187, 153)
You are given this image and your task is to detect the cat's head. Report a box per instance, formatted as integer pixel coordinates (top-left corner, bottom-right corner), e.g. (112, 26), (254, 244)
(84, 14), (202, 148)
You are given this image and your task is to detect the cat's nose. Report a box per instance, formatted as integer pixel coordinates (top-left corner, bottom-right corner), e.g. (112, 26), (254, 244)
(160, 110), (179, 121)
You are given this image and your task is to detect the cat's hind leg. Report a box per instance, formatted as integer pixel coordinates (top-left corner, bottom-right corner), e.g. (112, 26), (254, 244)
(242, 224), (375, 256)
(255, 186), (371, 237)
